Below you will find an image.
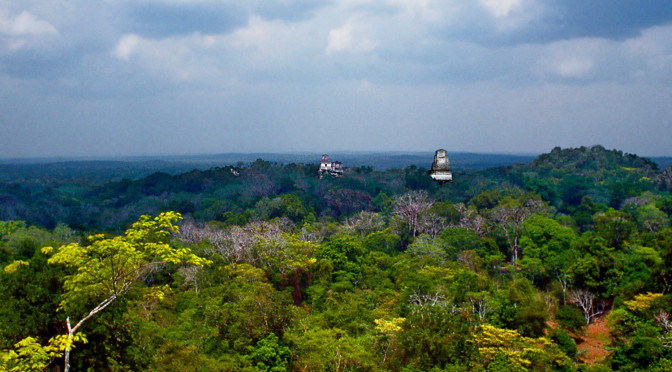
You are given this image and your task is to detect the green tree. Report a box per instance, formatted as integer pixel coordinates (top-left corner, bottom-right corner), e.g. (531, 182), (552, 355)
(559, 175), (591, 208)
(41, 212), (210, 372)
(364, 229), (401, 255)
(570, 232), (619, 296)
(316, 234), (367, 277)
(246, 333), (291, 372)
(518, 216), (577, 300)
(490, 197), (543, 266)
(593, 209), (635, 251)
(399, 299), (475, 369)
(284, 316), (375, 371)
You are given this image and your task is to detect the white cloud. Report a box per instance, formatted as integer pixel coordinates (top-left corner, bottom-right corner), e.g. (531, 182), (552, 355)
(111, 32), (220, 82)
(229, 15), (275, 49)
(113, 33), (141, 61)
(622, 25), (672, 81)
(555, 57), (594, 78)
(326, 22), (353, 54)
(325, 17), (377, 55)
(0, 9), (58, 51)
(623, 25), (672, 56)
(223, 15), (325, 75)
(1, 10), (58, 36)
(534, 38), (607, 79)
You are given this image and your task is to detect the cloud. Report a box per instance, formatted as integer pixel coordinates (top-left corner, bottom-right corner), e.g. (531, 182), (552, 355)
(325, 18), (376, 55)
(622, 25), (672, 81)
(532, 25), (672, 83)
(534, 39), (603, 79)
(479, 0), (523, 18)
(111, 32), (221, 82)
(113, 34), (141, 61)
(1, 10), (58, 36)
(0, 10), (58, 52)
(523, 0), (672, 43)
(126, 2), (246, 38)
(2, 0), (672, 158)
(554, 57), (593, 78)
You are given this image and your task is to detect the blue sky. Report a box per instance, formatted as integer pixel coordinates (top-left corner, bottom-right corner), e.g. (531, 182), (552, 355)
(1, 0), (671, 158)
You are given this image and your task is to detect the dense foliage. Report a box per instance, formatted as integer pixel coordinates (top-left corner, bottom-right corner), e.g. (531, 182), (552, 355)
(2, 145), (672, 371)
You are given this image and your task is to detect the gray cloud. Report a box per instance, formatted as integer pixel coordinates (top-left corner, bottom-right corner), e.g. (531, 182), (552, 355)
(127, 3), (247, 38)
(1, 0), (672, 158)
(549, 0), (672, 40)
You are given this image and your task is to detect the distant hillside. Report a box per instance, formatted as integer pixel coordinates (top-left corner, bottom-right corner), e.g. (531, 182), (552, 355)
(507, 145), (662, 209)
(529, 145), (658, 177)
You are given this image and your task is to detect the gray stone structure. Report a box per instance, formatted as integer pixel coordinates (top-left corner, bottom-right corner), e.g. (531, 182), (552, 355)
(429, 149), (452, 184)
(319, 154), (343, 178)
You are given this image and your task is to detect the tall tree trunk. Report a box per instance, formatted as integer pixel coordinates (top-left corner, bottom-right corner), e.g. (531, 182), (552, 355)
(63, 295), (117, 372)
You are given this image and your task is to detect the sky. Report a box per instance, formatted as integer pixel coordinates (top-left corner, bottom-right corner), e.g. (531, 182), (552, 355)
(1, 0), (672, 159)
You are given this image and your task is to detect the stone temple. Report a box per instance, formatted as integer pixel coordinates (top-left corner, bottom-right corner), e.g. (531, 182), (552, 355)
(429, 149), (452, 184)
(319, 154), (343, 178)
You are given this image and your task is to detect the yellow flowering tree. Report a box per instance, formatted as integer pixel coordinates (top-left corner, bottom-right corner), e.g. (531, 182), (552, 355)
(40, 212), (210, 372)
(474, 324), (571, 371)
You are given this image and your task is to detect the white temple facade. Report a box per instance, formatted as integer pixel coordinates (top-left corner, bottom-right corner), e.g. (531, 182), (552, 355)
(319, 154), (343, 178)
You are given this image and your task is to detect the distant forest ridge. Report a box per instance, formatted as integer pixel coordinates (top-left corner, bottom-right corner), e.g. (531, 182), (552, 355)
(0, 152), (533, 184)
(0, 149), (670, 184)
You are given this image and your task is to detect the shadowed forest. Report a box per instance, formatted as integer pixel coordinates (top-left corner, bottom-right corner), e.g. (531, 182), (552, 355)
(2, 145), (672, 371)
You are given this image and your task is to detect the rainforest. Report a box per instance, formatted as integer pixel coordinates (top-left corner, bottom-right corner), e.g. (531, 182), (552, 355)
(2, 145), (672, 371)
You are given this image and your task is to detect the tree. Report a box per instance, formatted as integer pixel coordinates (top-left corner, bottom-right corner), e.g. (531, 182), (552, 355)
(568, 288), (605, 326)
(1, 335), (82, 372)
(518, 216), (577, 300)
(593, 208), (635, 250)
(393, 190), (433, 238)
(343, 211), (386, 238)
(417, 212), (447, 238)
(491, 197), (543, 266)
(473, 324), (571, 371)
(373, 317), (405, 365)
(284, 316), (375, 371)
(41, 212), (210, 372)
(570, 232), (619, 296)
(454, 203), (488, 237)
(246, 333), (291, 371)
(399, 296), (474, 369)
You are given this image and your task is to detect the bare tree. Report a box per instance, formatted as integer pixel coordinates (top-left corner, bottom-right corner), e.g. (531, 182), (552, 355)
(393, 190), (433, 237)
(556, 271), (572, 305)
(468, 293), (491, 324)
(655, 310), (672, 347)
(490, 198), (542, 266)
(178, 266), (201, 293)
(655, 310), (672, 331)
(179, 219), (287, 265)
(343, 211), (386, 237)
(569, 289), (605, 325)
(418, 212), (447, 239)
(408, 290), (456, 319)
(454, 203), (488, 237)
